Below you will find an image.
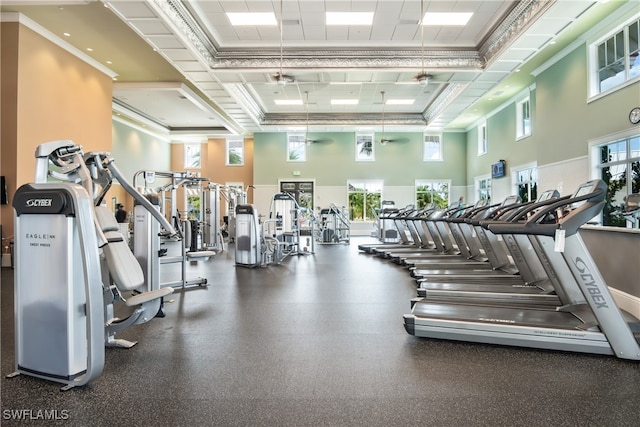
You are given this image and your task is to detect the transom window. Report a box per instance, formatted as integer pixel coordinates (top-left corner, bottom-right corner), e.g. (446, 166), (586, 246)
(184, 144), (201, 169)
(423, 134), (442, 161)
(592, 16), (640, 95)
(516, 97), (531, 139)
(355, 134), (374, 161)
(478, 122), (487, 155)
(287, 134), (306, 162)
(226, 138), (244, 166)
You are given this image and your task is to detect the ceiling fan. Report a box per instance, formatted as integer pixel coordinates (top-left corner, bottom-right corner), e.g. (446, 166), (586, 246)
(414, 0), (433, 86)
(304, 91), (332, 144)
(271, 0), (295, 85)
(379, 91), (408, 145)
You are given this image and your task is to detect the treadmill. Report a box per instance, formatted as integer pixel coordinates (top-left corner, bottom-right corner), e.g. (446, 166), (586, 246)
(357, 205), (417, 253)
(413, 190), (565, 304)
(384, 201), (484, 263)
(404, 179), (640, 360)
(377, 203), (460, 259)
(372, 205), (437, 257)
(409, 196), (528, 284)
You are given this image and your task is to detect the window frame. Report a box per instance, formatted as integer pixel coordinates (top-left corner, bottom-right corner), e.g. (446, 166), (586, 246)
(588, 13), (640, 99)
(347, 179), (383, 222)
(590, 129), (640, 228)
(478, 122), (487, 156)
(423, 134), (443, 162)
(516, 97), (531, 140)
(475, 175), (492, 204)
(415, 179), (451, 209)
(184, 144), (201, 169)
(287, 133), (307, 162)
(355, 134), (375, 162)
(511, 162), (538, 203)
(225, 138), (244, 166)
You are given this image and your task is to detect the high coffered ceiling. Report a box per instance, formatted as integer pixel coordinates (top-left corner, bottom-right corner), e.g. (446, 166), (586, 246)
(1, 0), (626, 140)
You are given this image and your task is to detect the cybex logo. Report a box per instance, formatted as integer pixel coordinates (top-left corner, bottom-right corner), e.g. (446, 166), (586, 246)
(573, 257), (608, 309)
(26, 199), (53, 207)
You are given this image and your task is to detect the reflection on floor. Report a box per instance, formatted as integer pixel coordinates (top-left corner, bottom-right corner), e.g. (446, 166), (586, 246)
(1, 237), (639, 426)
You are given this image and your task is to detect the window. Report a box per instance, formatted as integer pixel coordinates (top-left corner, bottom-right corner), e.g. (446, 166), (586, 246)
(186, 184), (201, 220)
(287, 134), (306, 162)
(224, 182), (244, 215)
(355, 134), (374, 161)
(513, 165), (538, 203)
(478, 122), (487, 155)
(184, 144), (201, 169)
(596, 135), (640, 227)
(475, 175), (492, 203)
(280, 181), (314, 211)
(415, 180), (450, 209)
(347, 180), (382, 221)
(423, 134), (443, 161)
(516, 97), (531, 139)
(226, 138), (244, 166)
(592, 16), (640, 95)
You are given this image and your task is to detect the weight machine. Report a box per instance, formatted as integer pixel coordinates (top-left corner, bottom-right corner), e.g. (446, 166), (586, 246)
(317, 204), (351, 244)
(8, 140), (177, 390)
(132, 170), (222, 291)
(234, 192), (316, 268)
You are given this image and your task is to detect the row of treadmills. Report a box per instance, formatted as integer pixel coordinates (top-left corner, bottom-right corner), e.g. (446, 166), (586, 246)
(359, 179), (640, 360)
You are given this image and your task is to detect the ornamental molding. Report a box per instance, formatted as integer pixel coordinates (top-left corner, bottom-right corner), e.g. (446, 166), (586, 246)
(479, 0), (556, 64)
(262, 113), (426, 127)
(149, 0), (552, 73)
(209, 51), (483, 71)
(424, 83), (469, 123)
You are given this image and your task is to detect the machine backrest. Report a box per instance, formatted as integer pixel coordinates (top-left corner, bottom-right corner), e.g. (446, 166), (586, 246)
(95, 206), (145, 292)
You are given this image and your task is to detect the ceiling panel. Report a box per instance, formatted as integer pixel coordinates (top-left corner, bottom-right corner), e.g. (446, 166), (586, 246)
(0, 0), (614, 136)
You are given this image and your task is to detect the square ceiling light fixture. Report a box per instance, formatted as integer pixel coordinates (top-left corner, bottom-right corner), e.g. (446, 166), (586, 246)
(422, 12), (473, 26)
(227, 12), (277, 26)
(326, 12), (374, 26)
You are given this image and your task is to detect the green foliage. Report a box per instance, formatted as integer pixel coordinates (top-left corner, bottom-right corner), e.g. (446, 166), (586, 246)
(349, 190), (381, 221)
(187, 195), (201, 220)
(228, 151), (243, 165)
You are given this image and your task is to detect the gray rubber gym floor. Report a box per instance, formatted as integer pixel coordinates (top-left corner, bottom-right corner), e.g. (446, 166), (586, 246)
(2, 237), (639, 426)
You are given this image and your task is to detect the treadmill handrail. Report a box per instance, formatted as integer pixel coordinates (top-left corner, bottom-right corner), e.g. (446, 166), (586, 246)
(479, 195), (572, 229)
(487, 181), (606, 237)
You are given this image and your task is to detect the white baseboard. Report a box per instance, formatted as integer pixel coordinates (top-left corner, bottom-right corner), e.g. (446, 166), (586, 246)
(610, 287), (640, 319)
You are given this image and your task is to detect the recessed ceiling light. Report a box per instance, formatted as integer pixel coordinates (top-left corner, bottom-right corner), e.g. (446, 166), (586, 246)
(275, 99), (303, 105)
(423, 12), (473, 26)
(326, 12), (374, 26)
(86, 47), (93, 52)
(331, 99), (359, 105)
(63, 32), (70, 37)
(106, 60), (112, 64)
(386, 99), (415, 105)
(227, 12), (277, 26)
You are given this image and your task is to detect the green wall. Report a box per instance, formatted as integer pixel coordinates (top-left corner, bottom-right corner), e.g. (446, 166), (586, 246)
(254, 131), (466, 187)
(466, 91), (538, 183)
(536, 44), (639, 166)
(111, 120), (171, 182)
